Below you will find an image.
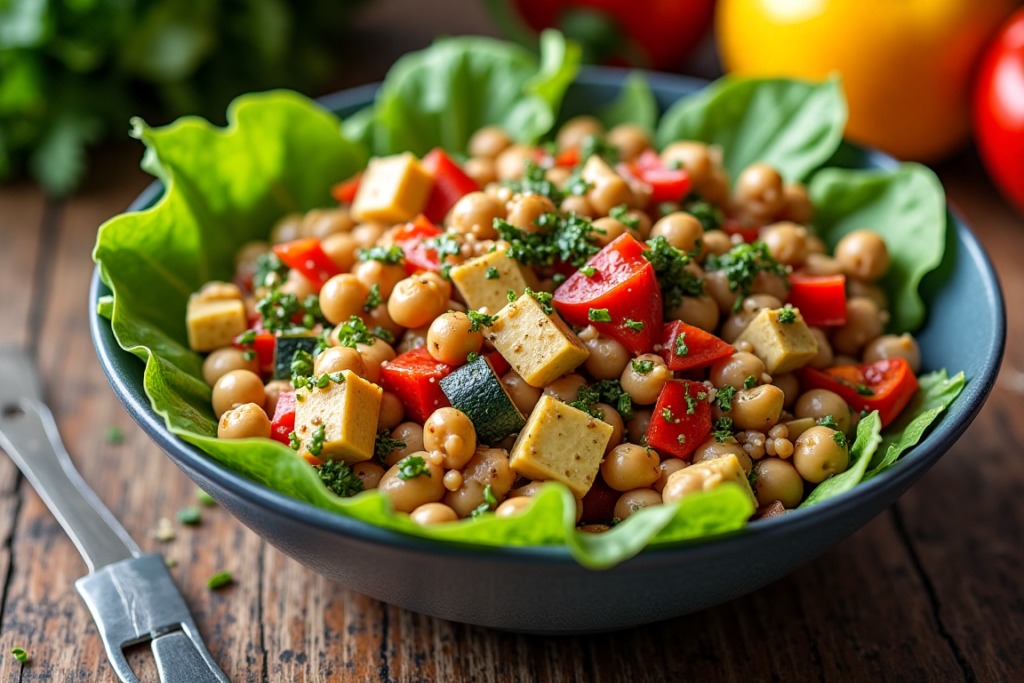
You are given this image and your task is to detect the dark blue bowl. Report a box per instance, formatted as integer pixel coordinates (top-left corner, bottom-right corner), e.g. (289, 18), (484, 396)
(90, 67), (1005, 634)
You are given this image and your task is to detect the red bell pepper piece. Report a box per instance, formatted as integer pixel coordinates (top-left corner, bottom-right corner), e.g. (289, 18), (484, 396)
(579, 474), (619, 524)
(721, 219), (761, 244)
(555, 146), (580, 167)
(800, 358), (919, 428)
(393, 215), (445, 274)
(379, 346), (453, 423)
(421, 148), (480, 224)
(233, 330), (276, 376)
(659, 321), (734, 371)
(331, 172), (362, 205)
(626, 149), (692, 203)
(272, 238), (341, 292)
(270, 391), (296, 447)
(646, 380), (712, 460)
(787, 273), (847, 327)
(553, 233), (662, 354)
(487, 350), (510, 377)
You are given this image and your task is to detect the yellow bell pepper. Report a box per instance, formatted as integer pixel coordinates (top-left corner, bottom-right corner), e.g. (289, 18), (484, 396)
(717, 0), (1014, 161)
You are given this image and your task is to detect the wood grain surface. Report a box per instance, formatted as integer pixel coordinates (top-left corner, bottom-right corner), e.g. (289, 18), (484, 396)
(0, 2), (1021, 681)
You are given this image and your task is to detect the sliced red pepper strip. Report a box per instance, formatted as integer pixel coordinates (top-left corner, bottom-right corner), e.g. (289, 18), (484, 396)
(800, 358), (919, 428)
(379, 346), (454, 423)
(553, 233), (662, 354)
(331, 172), (362, 205)
(270, 391), (296, 447)
(659, 320), (734, 371)
(233, 330), (276, 376)
(787, 273), (847, 327)
(646, 379), (712, 460)
(272, 238), (341, 292)
(626, 149), (692, 203)
(721, 218), (760, 244)
(393, 215), (445, 274)
(421, 148), (480, 223)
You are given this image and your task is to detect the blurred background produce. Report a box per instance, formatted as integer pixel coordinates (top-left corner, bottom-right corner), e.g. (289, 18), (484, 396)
(0, 0), (367, 195)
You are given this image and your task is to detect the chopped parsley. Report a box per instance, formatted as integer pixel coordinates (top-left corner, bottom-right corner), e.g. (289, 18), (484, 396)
(374, 429), (406, 464)
(486, 266), (499, 280)
(570, 379), (634, 421)
(316, 460), (364, 497)
(236, 329), (257, 346)
(507, 289), (518, 303)
(662, 407), (679, 424)
(466, 352), (479, 363)
(288, 431), (300, 450)
(684, 390), (699, 415)
(589, 308), (612, 323)
(207, 571), (233, 590)
(580, 265), (597, 277)
(748, 468), (759, 489)
(255, 286), (304, 333)
(681, 193), (724, 232)
(704, 241), (789, 312)
(744, 375), (757, 390)
(467, 309), (496, 332)
(552, 272), (567, 285)
(427, 233), (462, 261)
(675, 332), (688, 356)
(195, 488), (217, 507)
(363, 284), (383, 312)
(624, 319), (644, 332)
(176, 506), (202, 525)
(495, 212), (602, 269)
(242, 350), (256, 361)
(253, 251), (288, 288)
(290, 348), (315, 379)
(818, 414), (840, 431)
(502, 159), (565, 204)
(358, 245), (404, 265)
(716, 385), (737, 412)
(580, 134), (618, 164)
(609, 203), (639, 230)
(777, 307), (796, 324)
(105, 426), (124, 445)
(333, 315), (377, 348)
(632, 359), (654, 374)
(711, 417), (734, 443)
(471, 484), (498, 519)
(523, 287), (554, 315)
(643, 235), (705, 309)
(308, 424), (326, 457)
(833, 431), (848, 449)
(835, 377), (876, 396)
(397, 455), (430, 480)
(11, 647), (29, 663)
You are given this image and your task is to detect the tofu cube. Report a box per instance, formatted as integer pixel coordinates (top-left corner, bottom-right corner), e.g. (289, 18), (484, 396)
(663, 454), (757, 508)
(449, 249), (537, 314)
(295, 370), (382, 464)
(734, 307), (819, 374)
(186, 297), (247, 352)
(487, 294), (590, 388)
(352, 152), (433, 224)
(509, 395), (613, 498)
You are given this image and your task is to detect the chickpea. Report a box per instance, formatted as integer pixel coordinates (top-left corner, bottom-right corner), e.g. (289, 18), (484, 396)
(315, 346), (365, 378)
(720, 294), (783, 343)
(387, 276), (448, 329)
(620, 355), (672, 405)
(704, 270), (739, 315)
(734, 163), (786, 221)
(202, 347), (259, 386)
(803, 327), (833, 371)
(667, 294), (720, 333)
(654, 458), (688, 493)
(556, 115), (605, 150)
(560, 193), (596, 217)
(626, 408), (653, 445)
(773, 373), (800, 410)
(235, 240), (270, 272)
(754, 458), (804, 508)
(543, 373), (587, 403)
(447, 191), (503, 240)
(217, 403), (271, 440)
(320, 274), (369, 326)
(761, 222), (808, 266)
(831, 297), (885, 355)
(463, 157), (497, 187)
(351, 222), (387, 249)
(663, 456), (753, 504)
(263, 379), (292, 418)
(484, 182), (514, 204)
(444, 447), (516, 518)
(800, 253), (844, 277)
(777, 183), (813, 224)
(729, 385), (785, 432)
(495, 496), (533, 518)
(320, 232), (360, 272)
(587, 174), (634, 216)
(423, 407), (477, 468)
(835, 230), (889, 282)
(795, 389), (851, 434)
(197, 281), (242, 303)
(358, 339), (396, 366)
(601, 444), (661, 492)
(593, 403), (624, 453)
(426, 312), (483, 365)
(806, 235), (827, 255)
(396, 324), (429, 354)
(710, 352), (766, 391)
(591, 216), (628, 247)
(751, 271), (789, 301)
(692, 436), (753, 474)
(862, 332), (922, 373)
(303, 208), (355, 239)
(661, 141), (714, 188)
(212, 370), (265, 418)
(546, 166), (572, 186)
(385, 422), (424, 466)
(501, 370), (542, 416)
(583, 332), (631, 380)
(469, 125), (512, 159)
(351, 259), (405, 300)
(848, 278), (889, 311)
(410, 502), (459, 525)
(377, 392), (405, 432)
(495, 144), (535, 181)
(280, 268), (316, 300)
(698, 231), (731, 261)
(353, 462), (385, 490)
(270, 213), (303, 244)
(607, 123), (650, 162)
(613, 488), (662, 520)
(651, 212), (704, 255)
(363, 303), (405, 339)
(378, 453), (446, 513)
(506, 194), (556, 232)
(793, 426), (849, 483)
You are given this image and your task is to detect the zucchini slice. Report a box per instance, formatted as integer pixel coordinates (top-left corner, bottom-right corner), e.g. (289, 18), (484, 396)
(439, 356), (526, 446)
(274, 334), (320, 380)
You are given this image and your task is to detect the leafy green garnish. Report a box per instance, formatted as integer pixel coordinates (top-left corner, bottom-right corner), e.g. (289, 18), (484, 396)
(572, 379), (634, 422)
(398, 455), (431, 480)
(704, 241), (789, 312)
(675, 333), (688, 357)
(471, 484), (499, 519)
(207, 571), (233, 590)
(466, 352), (479, 363)
(495, 212), (602, 269)
(832, 430), (848, 449)
(743, 376), (757, 390)
(609, 204), (639, 230)
(374, 430), (406, 465)
(316, 460), (365, 498)
(818, 414), (840, 431)
(11, 647), (28, 663)
(580, 265), (597, 277)
(467, 310), (496, 332)
(801, 411), (881, 507)
(308, 425), (326, 457)
(777, 307), (796, 324)
(631, 359), (654, 374)
(716, 385), (737, 413)
(358, 245), (405, 265)
(589, 308), (612, 323)
(254, 252), (288, 288)
(333, 315), (376, 348)
(176, 506), (202, 525)
(523, 287), (555, 315)
(680, 194), (723, 232)
(486, 266), (499, 279)
(290, 349), (315, 380)
(503, 159), (565, 204)
(643, 236), (704, 309)
(624, 319), (644, 332)
(363, 284), (383, 312)
(711, 417), (734, 443)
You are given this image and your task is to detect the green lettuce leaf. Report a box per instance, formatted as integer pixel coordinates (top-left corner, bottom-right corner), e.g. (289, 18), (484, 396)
(809, 163), (946, 332)
(597, 71), (658, 134)
(800, 411), (882, 507)
(655, 76), (847, 183)
(356, 29), (581, 157)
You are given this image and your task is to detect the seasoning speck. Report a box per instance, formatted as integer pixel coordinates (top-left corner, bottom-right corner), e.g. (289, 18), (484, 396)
(105, 426), (124, 445)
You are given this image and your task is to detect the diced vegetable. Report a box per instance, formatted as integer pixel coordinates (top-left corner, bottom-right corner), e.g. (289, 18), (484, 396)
(272, 238), (341, 291)
(721, 219), (760, 244)
(270, 391), (296, 447)
(487, 293), (590, 388)
(487, 350), (510, 377)
(439, 356), (526, 445)
(450, 249), (537, 313)
(665, 454), (757, 508)
(379, 346), (454, 422)
(294, 371), (382, 464)
(509, 395), (613, 498)
(352, 152), (433, 224)
(392, 215), (445, 274)
(787, 273), (847, 327)
(800, 358), (919, 428)
(658, 320), (734, 371)
(274, 334), (320, 380)
(235, 329), (276, 375)
(421, 148), (480, 223)
(331, 172), (362, 204)
(625, 149), (692, 203)
(187, 298), (248, 352)
(579, 474), (619, 525)
(553, 233), (662, 354)
(734, 307), (819, 375)
(646, 380), (712, 460)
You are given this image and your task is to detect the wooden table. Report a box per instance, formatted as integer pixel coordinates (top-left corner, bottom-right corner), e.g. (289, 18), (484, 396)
(1, 3), (1022, 681)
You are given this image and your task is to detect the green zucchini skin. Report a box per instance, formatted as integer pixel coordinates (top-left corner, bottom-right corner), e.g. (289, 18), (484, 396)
(439, 356), (526, 446)
(274, 335), (320, 379)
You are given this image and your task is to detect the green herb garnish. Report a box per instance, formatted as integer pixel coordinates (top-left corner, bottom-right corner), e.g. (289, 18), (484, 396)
(363, 284), (383, 312)
(374, 429), (407, 464)
(358, 245), (404, 265)
(643, 236), (705, 309)
(523, 287), (555, 315)
(711, 417), (734, 443)
(308, 424), (326, 457)
(777, 307), (796, 324)
(495, 212), (602, 269)
(467, 309), (496, 332)
(675, 332), (688, 357)
(744, 375), (757, 390)
(486, 266), (499, 279)
(397, 455), (430, 480)
(818, 414), (840, 431)
(632, 359), (654, 374)
(176, 506), (202, 525)
(589, 308), (612, 323)
(716, 385), (737, 413)
(471, 484), (498, 518)
(832, 431), (848, 449)
(11, 647), (28, 663)
(571, 379), (634, 421)
(288, 431), (301, 450)
(333, 315), (376, 348)
(681, 193), (724, 232)
(502, 159), (565, 204)
(290, 348), (315, 380)
(207, 571), (233, 590)
(254, 251), (288, 287)
(466, 352), (479, 363)
(704, 241), (789, 312)
(624, 319), (644, 332)
(580, 265), (596, 277)
(609, 204), (639, 230)
(316, 460), (364, 498)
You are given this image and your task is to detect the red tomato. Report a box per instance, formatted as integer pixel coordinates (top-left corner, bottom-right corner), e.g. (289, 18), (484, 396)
(272, 238), (341, 292)
(553, 234), (662, 354)
(392, 215), (445, 274)
(787, 273), (847, 327)
(658, 321), (734, 371)
(626, 150), (692, 203)
(233, 330), (276, 376)
(421, 148), (480, 223)
(800, 358), (919, 428)
(646, 380), (712, 460)
(331, 172), (362, 204)
(975, 8), (1024, 213)
(379, 347), (453, 423)
(270, 391), (296, 447)
(721, 219), (760, 244)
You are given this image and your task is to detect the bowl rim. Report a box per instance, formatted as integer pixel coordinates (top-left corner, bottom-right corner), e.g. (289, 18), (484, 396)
(90, 67), (1007, 567)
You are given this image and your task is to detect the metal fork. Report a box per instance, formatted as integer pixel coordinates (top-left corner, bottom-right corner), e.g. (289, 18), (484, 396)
(0, 346), (229, 683)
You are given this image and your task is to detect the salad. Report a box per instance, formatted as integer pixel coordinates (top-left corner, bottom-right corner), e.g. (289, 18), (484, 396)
(95, 32), (965, 568)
